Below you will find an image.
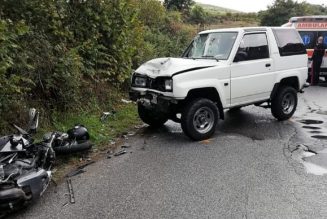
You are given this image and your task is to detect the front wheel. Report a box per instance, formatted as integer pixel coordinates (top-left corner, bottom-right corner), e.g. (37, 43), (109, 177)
(181, 98), (219, 141)
(138, 104), (168, 128)
(271, 86), (298, 121)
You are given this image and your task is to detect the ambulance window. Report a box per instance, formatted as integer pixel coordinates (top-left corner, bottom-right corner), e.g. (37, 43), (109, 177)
(318, 32), (327, 47)
(273, 28), (307, 56)
(299, 31), (316, 49)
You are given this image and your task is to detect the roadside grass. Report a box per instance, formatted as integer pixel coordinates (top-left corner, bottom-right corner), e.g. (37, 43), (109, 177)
(42, 102), (141, 181)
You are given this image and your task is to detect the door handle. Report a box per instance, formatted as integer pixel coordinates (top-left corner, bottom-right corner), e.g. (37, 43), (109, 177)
(224, 83), (229, 86)
(265, 63), (271, 67)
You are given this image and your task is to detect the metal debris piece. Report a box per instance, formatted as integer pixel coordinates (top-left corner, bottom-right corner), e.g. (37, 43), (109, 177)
(67, 178), (75, 204)
(114, 149), (127, 156)
(127, 132), (136, 136)
(109, 140), (116, 145)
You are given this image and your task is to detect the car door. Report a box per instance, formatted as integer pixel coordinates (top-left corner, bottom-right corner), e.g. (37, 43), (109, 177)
(230, 32), (273, 106)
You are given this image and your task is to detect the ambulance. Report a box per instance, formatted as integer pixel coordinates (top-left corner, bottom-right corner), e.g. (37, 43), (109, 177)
(283, 16), (327, 80)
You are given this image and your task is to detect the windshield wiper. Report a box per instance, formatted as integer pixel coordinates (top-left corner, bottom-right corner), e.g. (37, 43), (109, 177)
(201, 56), (220, 62)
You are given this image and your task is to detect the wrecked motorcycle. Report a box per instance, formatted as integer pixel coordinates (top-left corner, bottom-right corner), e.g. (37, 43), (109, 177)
(0, 109), (93, 216)
(44, 124), (93, 154)
(0, 109), (55, 216)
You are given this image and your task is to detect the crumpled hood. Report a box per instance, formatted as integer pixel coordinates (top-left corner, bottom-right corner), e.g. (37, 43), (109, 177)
(135, 57), (220, 77)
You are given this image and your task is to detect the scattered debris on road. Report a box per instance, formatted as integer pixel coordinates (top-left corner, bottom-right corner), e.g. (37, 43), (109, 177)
(114, 149), (127, 156)
(200, 139), (212, 144)
(121, 143), (131, 149)
(66, 169), (86, 178)
(67, 178), (75, 204)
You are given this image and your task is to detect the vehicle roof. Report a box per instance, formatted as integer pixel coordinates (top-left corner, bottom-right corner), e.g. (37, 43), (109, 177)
(290, 15), (327, 22)
(199, 26), (295, 34)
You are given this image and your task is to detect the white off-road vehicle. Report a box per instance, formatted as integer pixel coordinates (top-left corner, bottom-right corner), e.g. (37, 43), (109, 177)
(130, 27), (308, 140)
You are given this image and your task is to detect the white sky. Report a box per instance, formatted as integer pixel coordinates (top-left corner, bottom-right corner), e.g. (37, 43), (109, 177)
(195, 0), (326, 13)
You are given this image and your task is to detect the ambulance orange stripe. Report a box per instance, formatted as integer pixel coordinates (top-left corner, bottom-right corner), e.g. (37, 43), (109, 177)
(306, 49), (327, 58)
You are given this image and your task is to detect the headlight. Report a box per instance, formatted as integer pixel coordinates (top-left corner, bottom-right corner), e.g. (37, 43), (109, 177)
(164, 79), (173, 91)
(134, 76), (147, 87)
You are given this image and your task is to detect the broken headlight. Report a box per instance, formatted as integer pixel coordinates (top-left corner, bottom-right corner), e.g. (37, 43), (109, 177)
(134, 76), (147, 88)
(164, 79), (173, 91)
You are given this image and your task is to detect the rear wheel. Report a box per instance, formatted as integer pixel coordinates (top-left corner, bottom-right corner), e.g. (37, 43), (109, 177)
(138, 104), (168, 128)
(181, 98), (219, 141)
(271, 86), (297, 121)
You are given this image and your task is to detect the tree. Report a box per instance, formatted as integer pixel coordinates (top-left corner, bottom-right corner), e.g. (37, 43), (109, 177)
(189, 5), (208, 24)
(163, 0), (194, 12)
(259, 0), (310, 26)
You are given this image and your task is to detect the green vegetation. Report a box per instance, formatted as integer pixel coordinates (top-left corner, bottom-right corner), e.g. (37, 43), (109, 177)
(259, 0), (327, 26)
(0, 0), (195, 138)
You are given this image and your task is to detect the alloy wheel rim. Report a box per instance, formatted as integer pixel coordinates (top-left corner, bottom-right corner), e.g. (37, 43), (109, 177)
(282, 93), (295, 114)
(193, 107), (215, 134)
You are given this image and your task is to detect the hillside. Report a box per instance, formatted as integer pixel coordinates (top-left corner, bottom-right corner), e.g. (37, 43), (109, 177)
(196, 3), (240, 14)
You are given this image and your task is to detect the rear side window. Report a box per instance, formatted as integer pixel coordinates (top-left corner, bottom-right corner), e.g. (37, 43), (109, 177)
(236, 33), (269, 61)
(273, 29), (306, 56)
(299, 31), (317, 49)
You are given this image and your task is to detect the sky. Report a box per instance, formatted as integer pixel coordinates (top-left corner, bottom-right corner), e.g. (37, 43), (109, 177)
(195, 0), (326, 13)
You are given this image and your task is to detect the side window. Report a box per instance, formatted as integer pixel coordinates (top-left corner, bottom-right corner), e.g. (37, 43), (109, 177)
(299, 31), (317, 49)
(235, 33), (269, 62)
(318, 31), (327, 47)
(273, 29), (307, 56)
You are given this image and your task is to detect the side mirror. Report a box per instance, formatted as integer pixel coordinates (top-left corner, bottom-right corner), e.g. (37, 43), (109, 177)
(28, 108), (39, 134)
(233, 51), (248, 62)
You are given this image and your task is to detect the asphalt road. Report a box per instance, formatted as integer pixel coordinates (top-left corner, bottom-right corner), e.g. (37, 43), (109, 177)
(12, 86), (327, 219)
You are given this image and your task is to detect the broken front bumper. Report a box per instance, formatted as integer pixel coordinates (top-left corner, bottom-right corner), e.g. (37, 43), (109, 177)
(129, 89), (179, 108)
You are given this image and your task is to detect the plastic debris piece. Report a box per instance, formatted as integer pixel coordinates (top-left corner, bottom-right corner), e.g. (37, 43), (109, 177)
(121, 99), (132, 104)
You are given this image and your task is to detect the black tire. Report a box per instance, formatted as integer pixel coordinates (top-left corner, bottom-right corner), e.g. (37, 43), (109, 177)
(138, 104), (168, 128)
(181, 98), (219, 141)
(271, 86), (297, 121)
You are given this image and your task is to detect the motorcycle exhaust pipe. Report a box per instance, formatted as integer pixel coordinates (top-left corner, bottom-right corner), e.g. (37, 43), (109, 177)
(0, 188), (28, 204)
(53, 141), (93, 154)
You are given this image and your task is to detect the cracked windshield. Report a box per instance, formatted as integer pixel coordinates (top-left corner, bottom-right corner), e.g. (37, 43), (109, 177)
(186, 32), (237, 60)
(1, 0), (327, 218)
